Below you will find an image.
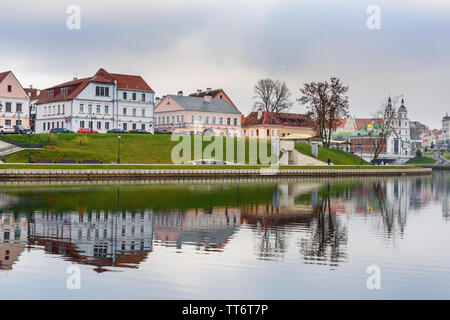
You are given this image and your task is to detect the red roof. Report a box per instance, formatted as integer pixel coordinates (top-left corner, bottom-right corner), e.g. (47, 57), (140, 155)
(0, 71), (11, 83)
(36, 68), (153, 105)
(243, 111), (313, 128)
(24, 88), (40, 99)
(355, 118), (382, 130)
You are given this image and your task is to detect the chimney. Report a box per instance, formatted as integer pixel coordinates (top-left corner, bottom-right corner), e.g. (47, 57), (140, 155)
(155, 97), (161, 105)
(206, 87), (212, 93)
(197, 89), (202, 94)
(177, 90), (183, 96)
(257, 108), (263, 120)
(204, 95), (212, 103)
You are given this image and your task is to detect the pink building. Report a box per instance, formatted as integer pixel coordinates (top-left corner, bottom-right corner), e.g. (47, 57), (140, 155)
(154, 91), (242, 137)
(0, 71), (31, 129)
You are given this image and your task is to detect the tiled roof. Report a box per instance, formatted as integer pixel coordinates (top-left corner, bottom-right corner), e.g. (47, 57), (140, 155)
(24, 88), (41, 99)
(167, 95), (241, 114)
(243, 111), (313, 128)
(0, 71), (11, 83)
(36, 68), (153, 105)
(189, 89), (222, 98)
(355, 118), (382, 130)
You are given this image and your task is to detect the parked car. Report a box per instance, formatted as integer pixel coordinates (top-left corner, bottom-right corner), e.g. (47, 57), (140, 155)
(155, 128), (170, 134)
(107, 128), (128, 134)
(77, 128), (99, 134)
(14, 125), (32, 134)
(129, 129), (152, 134)
(50, 128), (74, 133)
(0, 125), (15, 134)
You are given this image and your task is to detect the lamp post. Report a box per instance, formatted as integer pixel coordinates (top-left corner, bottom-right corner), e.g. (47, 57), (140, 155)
(27, 131), (32, 163)
(117, 135), (121, 164)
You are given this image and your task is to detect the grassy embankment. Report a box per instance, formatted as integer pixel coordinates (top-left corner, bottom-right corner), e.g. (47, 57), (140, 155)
(3, 134), (275, 164)
(406, 156), (437, 164)
(294, 143), (369, 165)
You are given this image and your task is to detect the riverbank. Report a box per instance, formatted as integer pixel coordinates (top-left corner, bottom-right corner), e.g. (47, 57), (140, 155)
(0, 166), (431, 181)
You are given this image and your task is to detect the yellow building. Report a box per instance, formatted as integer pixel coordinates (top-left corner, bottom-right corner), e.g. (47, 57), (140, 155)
(242, 110), (315, 139)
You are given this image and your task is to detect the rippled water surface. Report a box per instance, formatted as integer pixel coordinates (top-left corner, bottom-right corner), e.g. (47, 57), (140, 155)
(0, 171), (449, 299)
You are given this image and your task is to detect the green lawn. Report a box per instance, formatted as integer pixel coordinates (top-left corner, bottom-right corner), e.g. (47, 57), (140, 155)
(406, 156), (437, 164)
(295, 143), (369, 165)
(3, 134), (277, 164)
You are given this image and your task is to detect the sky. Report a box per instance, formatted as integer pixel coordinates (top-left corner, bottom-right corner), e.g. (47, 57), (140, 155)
(0, 0), (449, 128)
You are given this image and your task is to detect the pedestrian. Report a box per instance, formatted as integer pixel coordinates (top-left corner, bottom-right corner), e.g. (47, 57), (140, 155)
(328, 157), (331, 165)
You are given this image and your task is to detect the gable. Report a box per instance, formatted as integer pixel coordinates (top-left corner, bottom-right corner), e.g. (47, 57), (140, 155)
(0, 72), (27, 99)
(154, 96), (185, 113)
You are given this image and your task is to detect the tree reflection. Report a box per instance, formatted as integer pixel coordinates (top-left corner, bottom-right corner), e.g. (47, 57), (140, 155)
(300, 186), (348, 268)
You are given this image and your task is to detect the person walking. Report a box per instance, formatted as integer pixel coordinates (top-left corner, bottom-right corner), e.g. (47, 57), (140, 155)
(328, 157), (331, 165)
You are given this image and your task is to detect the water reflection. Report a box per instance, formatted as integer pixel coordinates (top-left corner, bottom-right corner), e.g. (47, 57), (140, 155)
(0, 171), (448, 273)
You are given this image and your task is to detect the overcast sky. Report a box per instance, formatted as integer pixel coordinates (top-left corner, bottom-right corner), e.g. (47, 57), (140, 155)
(0, 0), (449, 128)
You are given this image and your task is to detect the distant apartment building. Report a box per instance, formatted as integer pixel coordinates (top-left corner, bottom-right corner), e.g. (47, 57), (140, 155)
(242, 110), (314, 139)
(409, 120), (429, 148)
(0, 71), (31, 129)
(35, 68), (155, 133)
(154, 91), (242, 137)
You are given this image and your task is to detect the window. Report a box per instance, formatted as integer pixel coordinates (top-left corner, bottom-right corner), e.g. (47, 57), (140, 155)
(141, 94), (145, 102)
(80, 121), (85, 128)
(123, 123), (127, 130)
(132, 108), (137, 116)
(16, 103), (22, 112)
(234, 118), (238, 126)
(16, 120), (21, 125)
(123, 92), (127, 100)
(7, 85), (12, 92)
(95, 86), (109, 97)
(227, 117), (231, 125)
(105, 122), (110, 130)
(5, 120), (11, 126)
(88, 121), (93, 129)
(205, 116), (209, 124)
(96, 105), (101, 114)
(220, 117), (223, 125)
(176, 115), (180, 123)
(5, 103), (11, 112)
(62, 105), (65, 114)
(88, 104), (92, 114)
(80, 104), (84, 113)
(212, 117), (216, 124)
(191, 115), (194, 123)
(132, 123), (137, 130)
(158, 117), (161, 124)
(172, 116), (175, 124)
(43, 123), (46, 130)
(53, 106), (56, 114)
(267, 129), (270, 136)
(132, 93), (136, 101)
(44, 107), (46, 115)
(141, 124), (145, 130)
(142, 109), (145, 116)
(123, 108), (127, 115)
(181, 115), (184, 123)
(104, 106), (109, 114)
(97, 122), (101, 129)
(198, 116), (202, 123)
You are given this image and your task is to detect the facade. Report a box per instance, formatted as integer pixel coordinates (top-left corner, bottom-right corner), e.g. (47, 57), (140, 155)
(349, 98), (412, 163)
(421, 130), (441, 149)
(242, 110), (315, 139)
(35, 68), (155, 133)
(154, 92), (242, 137)
(0, 71), (31, 129)
(409, 120), (429, 149)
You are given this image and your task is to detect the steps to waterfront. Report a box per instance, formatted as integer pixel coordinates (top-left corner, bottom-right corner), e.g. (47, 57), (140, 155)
(0, 140), (23, 157)
(0, 167), (432, 181)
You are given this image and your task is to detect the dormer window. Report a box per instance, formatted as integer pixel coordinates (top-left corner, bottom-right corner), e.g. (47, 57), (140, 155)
(95, 86), (110, 97)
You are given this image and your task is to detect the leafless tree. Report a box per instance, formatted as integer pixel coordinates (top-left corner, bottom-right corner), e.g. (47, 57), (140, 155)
(253, 79), (292, 113)
(297, 77), (349, 147)
(370, 96), (401, 164)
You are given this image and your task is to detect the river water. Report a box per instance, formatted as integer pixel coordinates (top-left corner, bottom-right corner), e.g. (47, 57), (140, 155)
(0, 171), (448, 299)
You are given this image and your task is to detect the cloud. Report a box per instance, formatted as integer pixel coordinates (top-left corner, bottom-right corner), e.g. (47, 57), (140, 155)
(0, 0), (448, 128)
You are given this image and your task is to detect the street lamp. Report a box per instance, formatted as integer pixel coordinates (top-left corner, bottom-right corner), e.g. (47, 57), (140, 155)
(27, 131), (32, 163)
(117, 135), (121, 164)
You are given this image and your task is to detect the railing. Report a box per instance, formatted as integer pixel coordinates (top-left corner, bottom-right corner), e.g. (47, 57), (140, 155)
(0, 136), (43, 149)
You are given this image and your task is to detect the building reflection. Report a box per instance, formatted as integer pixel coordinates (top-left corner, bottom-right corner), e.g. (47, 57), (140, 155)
(0, 172), (448, 271)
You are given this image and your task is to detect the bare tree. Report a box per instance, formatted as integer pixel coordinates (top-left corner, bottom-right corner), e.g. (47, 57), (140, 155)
(297, 77), (349, 147)
(253, 79), (292, 113)
(370, 96), (401, 164)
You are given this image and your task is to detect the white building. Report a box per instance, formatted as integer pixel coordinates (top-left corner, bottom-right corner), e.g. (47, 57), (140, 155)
(385, 97), (411, 159)
(442, 113), (450, 146)
(35, 68), (155, 133)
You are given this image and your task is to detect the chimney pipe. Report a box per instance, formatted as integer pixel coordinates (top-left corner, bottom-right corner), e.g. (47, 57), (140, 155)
(177, 91), (183, 96)
(197, 89), (202, 94)
(206, 87), (212, 92)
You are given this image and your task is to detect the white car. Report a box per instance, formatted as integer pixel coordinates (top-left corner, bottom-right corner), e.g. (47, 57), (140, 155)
(0, 125), (15, 134)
